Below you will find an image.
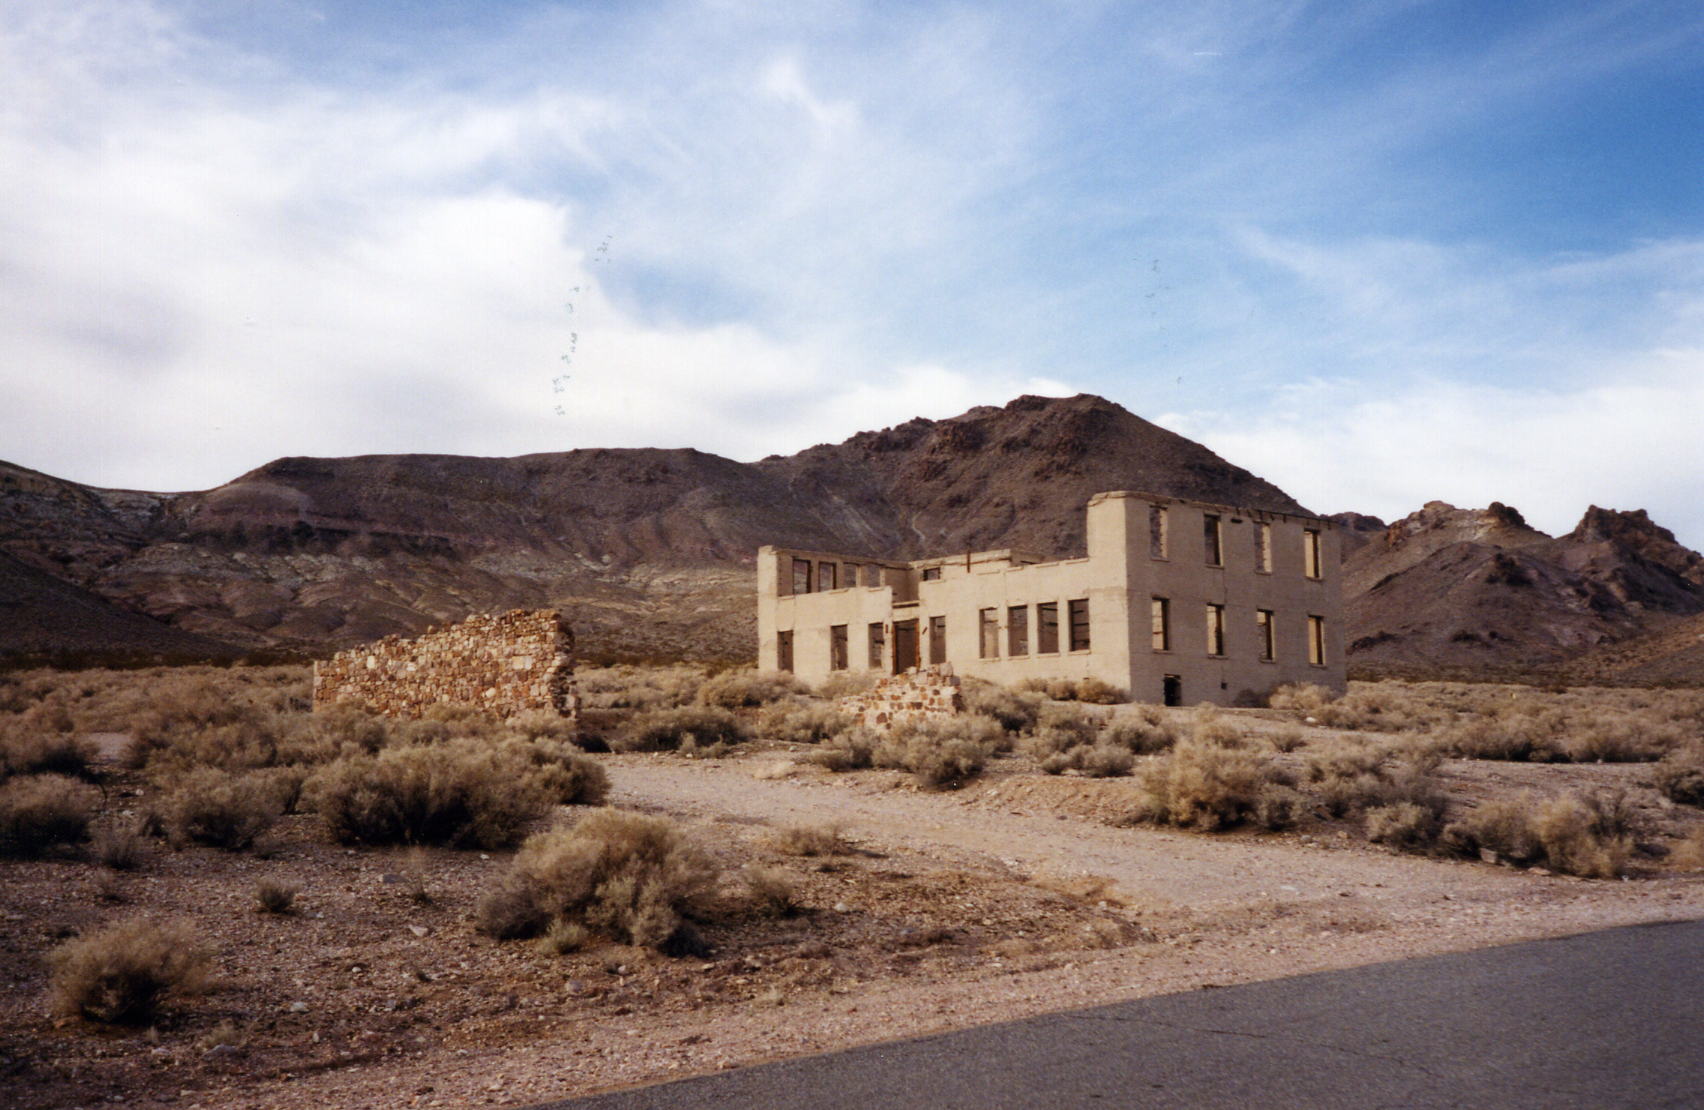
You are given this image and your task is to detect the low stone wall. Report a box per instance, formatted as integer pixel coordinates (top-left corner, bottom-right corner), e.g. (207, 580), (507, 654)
(312, 609), (578, 720)
(836, 665), (963, 730)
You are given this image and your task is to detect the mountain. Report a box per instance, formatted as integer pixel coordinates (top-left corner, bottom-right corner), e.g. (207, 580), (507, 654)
(1344, 501), (1704, 679)
(1, 394), (1307, 665)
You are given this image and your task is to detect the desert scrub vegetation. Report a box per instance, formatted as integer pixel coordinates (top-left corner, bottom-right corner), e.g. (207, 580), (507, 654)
(0, 773), (99, 857)
(307, 738), (558, 849)
(1439, 791), (1640, 878)
(766, 821), (854, 857)
(575, 664), (706, 711)
(1303, 738), (1446, 822)
(815, 671), (878, 699)
(696, 668), (806, 709)
(160, 767), (290, 851)
(1653, 743), (1704, 807)
(0, 709), (97, 781)
(1019, 676), (1126, 704)
(808, 716), (1000, 789)
(477, 809), (718, 952)
(1131, 741), (1303, 832)
(960, 678), (1043, 734)
(49, 918), (213, 1025)
(754, 701), (856, 745)
(614, 706), (748, 756)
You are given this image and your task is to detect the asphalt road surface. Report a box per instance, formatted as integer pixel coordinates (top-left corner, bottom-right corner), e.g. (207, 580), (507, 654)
(540, 918), (1704, 1109)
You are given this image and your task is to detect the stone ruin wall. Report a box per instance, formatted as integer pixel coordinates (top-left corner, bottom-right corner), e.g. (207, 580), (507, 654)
(836, 665), (964, 730)
(312, 609), (579, 721)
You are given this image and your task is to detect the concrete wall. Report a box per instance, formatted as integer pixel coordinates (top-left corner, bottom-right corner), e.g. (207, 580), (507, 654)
(756, 490), (1345, 706)
(312, 608), (578, 719)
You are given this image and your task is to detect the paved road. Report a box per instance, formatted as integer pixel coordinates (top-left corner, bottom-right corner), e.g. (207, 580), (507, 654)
(540, 919), (1704, 1109)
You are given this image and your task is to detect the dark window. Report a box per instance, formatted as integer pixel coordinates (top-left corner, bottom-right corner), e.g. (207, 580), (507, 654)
(1151, 597), (1170, 651)
(777, 630), (794, 672)
(1204, 514), (1223, 567)
(1007, 605), (1029, 656)
(1068, 599), (1090, 651)
(979, 608), (999, 659)
(1149, 504), (1168, 558)
(830, 625), (848, 671)
(928, 615), (947, 664)
(1257, 609), (1275, 661)
(1037, 602), (1059, 653)
(868, 622), (885, 669)
(1206, 603), (1226, 656)
(922, 566), (942, 582)
(894, 619), (919, 672)
(1255, 523), (1272, 573)
(792, 558), (812, 594)
(817, 561), (837, 591)
(1308, 615), (1326, 665)
(1304, 530), (1322, 579)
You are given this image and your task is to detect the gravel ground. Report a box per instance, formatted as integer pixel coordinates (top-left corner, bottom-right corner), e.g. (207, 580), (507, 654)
(4, 742), (1702, 1110)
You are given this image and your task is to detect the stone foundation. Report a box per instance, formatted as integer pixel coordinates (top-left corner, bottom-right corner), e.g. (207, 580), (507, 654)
(312, 609), (578, 720)
(836, 665), (963, 730)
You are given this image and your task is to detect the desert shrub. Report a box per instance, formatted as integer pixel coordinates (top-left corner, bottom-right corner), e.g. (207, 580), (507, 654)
(1077, 743), (1135, 778)
(1442, 791), (1635, 878)
(757, 702), (855, 745)
(767, 822), (852, 857)
(1307, 740), (1446, 822)
(49, 919), (212, 1024)
(1075, 677), (1125, 705)
(301, 703), (392, 757)
(960, 680), (1043, 733)
(615, 706), (748, 756)
(697, 669), (806, 709)
(1442, 718), (1542, 762)
(91, 818), (149, 871)
(743, 865), (804, 917)
(810, 728), (879, 772)
(577, 665), (705, 711)
(476, 810), (718, 951)
(537, 919), (591, 955)
(254, 881), (297, 915)
(1654, 743), (1704, 807)
(1189, 704), (1247, 749)
(498, 738), (609, 805)
(1102, 708), (1177, 754)
(873, 717), (1000, 790)
(1268, 683), (1334, 718)
(816, 672), (878, 699)
(0, 774), (99, 857)
(1252, 783), (1307, 831)
(1135, 742), (1296, 832)
(307, 739), (553, 849)
(161, 767), (286, 851)
(1266, 727), (1307, 753)
(0, 716), (98, 781)
(502, 709), (583, 746)
(1366, 802), (1444, 850)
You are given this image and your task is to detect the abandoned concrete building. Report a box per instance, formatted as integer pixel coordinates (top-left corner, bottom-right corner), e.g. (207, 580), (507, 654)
(757, 491), (1344, 707)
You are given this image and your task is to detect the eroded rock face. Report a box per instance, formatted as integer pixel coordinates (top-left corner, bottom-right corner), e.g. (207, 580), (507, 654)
(312, 609), (578, 720)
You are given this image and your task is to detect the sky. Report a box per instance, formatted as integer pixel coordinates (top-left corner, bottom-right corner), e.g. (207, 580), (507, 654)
(4, 0), (1704, 547)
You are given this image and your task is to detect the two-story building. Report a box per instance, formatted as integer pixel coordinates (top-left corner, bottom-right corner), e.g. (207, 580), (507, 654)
(756, 490), (1344, 706)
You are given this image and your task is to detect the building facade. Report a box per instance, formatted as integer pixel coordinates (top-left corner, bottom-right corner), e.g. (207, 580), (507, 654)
(756, 490), (1344, 706)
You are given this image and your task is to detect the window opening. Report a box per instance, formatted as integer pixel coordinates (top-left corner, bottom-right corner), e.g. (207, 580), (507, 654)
(1162, 674), (1182, 707)
(1037, 602), (1059, 653)
(928, 615), (947, 664)
(1257, 609), (1275, 661)
(1256, 523), (1272, 573)
(921, 566), (942, 582)
(867, 622), (885, 669)
(817, 561), (837, 591)
(1304, 529), (1322, 579)
(777, 630), (794, 673)
(829, 625), (848, 671)
(1206, 603), (1226, 656)
(792, 558), (812, 594)
(1151, 597), (1170, 651)
(1204, 514), (1223, 567)
(1007, 605), (1029, 656)
(1308, 615), (1326, 665)
(1149, 504), (1168, 558)
(1068, 599), (1090, 651)
(979, 608), (1000, 659)
(893, 619), (919, 673)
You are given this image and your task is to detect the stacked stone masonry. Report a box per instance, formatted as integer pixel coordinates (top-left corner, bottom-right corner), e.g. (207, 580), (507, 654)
(312, 609), (579, 721)
(836, 665), (964, 730)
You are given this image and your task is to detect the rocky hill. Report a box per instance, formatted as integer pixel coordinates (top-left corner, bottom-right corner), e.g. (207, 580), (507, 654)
(0, 394), (1305, 665)
(1344, 501), (1704, 680)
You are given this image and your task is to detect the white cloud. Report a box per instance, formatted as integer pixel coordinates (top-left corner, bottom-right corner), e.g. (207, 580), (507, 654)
(1159, 353), (1704, 549)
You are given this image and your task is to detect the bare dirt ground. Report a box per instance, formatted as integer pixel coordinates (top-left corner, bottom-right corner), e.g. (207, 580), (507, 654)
(5, 712), (1702, 1110)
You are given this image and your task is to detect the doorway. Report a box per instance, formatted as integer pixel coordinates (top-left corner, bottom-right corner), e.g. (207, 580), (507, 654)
(1162, 674), (1182, 707)
(893, 619), (919, 673)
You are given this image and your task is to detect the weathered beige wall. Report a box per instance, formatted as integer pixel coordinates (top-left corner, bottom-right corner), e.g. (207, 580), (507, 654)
(312, 609), (579, 719)
(757, 490), (1346, 706)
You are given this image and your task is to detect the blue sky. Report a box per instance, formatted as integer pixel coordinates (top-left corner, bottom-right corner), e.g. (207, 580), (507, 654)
(4, 0), (1704, 546)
